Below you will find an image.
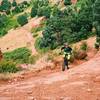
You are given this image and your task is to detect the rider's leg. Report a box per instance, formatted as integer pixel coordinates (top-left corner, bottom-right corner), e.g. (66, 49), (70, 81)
(64, 57), (69, 69)
(62, 58), (66, 71)
(62, 58), (65, 71)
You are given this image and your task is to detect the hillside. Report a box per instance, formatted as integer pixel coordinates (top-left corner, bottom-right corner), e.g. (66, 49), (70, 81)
(0, 0), (100, 100)
(0, 36), (99, 100)
(0, 51), (100, 100)
(0, 17), (44, 53)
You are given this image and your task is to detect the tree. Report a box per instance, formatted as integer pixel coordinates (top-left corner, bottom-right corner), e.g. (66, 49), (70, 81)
(0, 14), (8, 36)
(64, 0), (72, 6)
(40, 15), (73, 49)
(51, 5), (63, 17)
(31, 0), (49, 18)
(17, 14), (28, 26)
(0, 14), (7, 28)
(93, 0), (100, 37)
(31, 0), (49, 7)
(36, 0), (95, 50)
(0, 0), (11, 14)
(31, 6), (38, 17)
(12, 0), (17, 7)
(37, 6), (52, 18)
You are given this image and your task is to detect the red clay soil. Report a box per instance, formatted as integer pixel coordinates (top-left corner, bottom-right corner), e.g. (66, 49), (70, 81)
(0, 52), (100, 100)
(0, 17), (44, 53)
(0, 36), (99, 100)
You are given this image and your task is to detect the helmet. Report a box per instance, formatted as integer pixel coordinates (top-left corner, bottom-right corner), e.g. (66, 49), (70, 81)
(64, 43), (68, 46)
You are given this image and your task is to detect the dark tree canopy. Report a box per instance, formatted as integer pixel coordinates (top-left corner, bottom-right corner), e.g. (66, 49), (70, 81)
(93, 0), (100, 37)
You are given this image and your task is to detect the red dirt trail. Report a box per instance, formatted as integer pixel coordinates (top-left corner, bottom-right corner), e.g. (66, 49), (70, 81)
(0, 52), (100, 100)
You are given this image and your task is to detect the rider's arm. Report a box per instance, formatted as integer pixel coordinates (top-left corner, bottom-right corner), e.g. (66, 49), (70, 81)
(60, 47), (65, 55)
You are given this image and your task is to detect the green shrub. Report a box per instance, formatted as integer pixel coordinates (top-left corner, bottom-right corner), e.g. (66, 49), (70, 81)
(0, 0), (11, 14)
(33, 33), (38, 37)
(31, 26), (44, 33)
(37, 0), (94, 50)
(31, 0), (49, 18)
(95, 36), (100, 50)
(3, 47), (31, 64)
(35, 37), (49, 53)
(52, 5), (62, 17)
(37, 6), (52, 18)
(28, 55), (39, 64)
(64, 0), (71, 5)
(12, 6), (21, 14)
(7, 17), (19, 29)
(31, 6), (38, 18)
(96, 36), (100, 44)
(80, 42), (88, 51)
(22, 1), (30, 7)
(12, 0), (17, 7)
(17, 14), (28, 26)
(0, 15), (19, 36)
(0, 29), (7, 37)
(0, 60), (19, 73)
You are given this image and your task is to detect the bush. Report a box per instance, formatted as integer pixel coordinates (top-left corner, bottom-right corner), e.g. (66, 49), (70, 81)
(0, 0), (11, 13)
(64, 0), (71, 5)
(12, 6), (21, 14)
(95, 36), (100, 50)
(31, 6), (38, 18)
(22, 1), (30, 7)
(96, 36), (100, 44)
(12, 0), (17, 7)
(0, 14), (19, 36)
(80, 42), (88, 51)
(28, 55), (39, 64)
(3, 47), (31, 64)
(0, 14), (8, 28)
(31, 0), (49, 18)
(73, 47), (87, 60)
(30, 0), (94, 51)
(0, 29), (7, 37)
(33, 33), (38, 37)
(37, 6), (52, 18)
(31, 27), (41, 33)
(35, 37), (49, 53)
(0, 60), (19, 73)
(17, 14), (28, 26)
(51, 6), (63, 17)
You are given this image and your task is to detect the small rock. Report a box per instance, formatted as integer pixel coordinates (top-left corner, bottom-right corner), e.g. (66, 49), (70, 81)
(11, 82), (14, 85)
(20, 76), (24, 79)
(5, 89), (9, 92)
(94, 76), (100, 82)
(8, 80), (11, 83)
(60, 97), (72, 100)
(28, 97), (35, 100)
(14, 78), (17, 82)
(87, 88), (92, 92)
(27, 90), (33, 94)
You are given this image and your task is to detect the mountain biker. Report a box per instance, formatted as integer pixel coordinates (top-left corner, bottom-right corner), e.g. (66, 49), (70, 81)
(61, 43), (72, 71)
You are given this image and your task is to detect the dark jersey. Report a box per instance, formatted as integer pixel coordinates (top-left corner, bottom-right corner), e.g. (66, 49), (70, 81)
(61, 46), (72, 54)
